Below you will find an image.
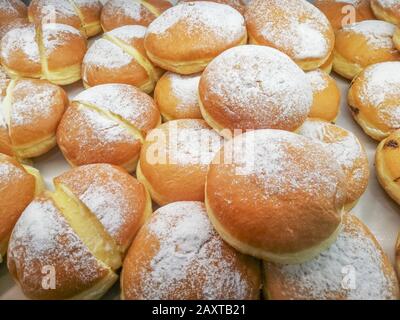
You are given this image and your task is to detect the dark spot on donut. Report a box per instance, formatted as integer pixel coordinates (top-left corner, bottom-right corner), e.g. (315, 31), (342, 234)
(385, 140), (399, 149)
(394, 177), (400, 183)
(349, 106), (359, 115)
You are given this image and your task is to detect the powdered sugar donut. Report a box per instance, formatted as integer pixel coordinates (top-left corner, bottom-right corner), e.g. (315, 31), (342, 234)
(154, 72), (202, 120)
(298, 119), (369, 210)
(121, 201), (261, 300)
(245, 0), (335, 71)
(314, 0), (376, 31)
(206, 129), (347, 264)
(101, 0), (173, 32)
(333, 20), (400, 80)
(7, 163), (151, 299)
(199, 45), (313, 138)
(348, 61), (400, 141)
(82, 25), (162, 93)
(57, 84), (161, 172)
(137, 119), (223, 206)
(306, 69), (341, 122)
(0, 23), (87, 85)
(0, 153), (43, 263)
(371, 0), (400, 26)
(264, 214), (399, 300)
(144, 1), (247, 74)
(0, 78), (68, 159)
(28, 0), (103, 38)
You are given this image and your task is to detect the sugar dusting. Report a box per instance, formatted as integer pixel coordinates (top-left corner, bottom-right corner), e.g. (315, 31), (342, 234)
(202, 45), (312, 130)
(247, 0), (332, 60)
(0, 161), (24, 185)
(133, 202), (252, 300)
(108, 25), (147, 43)
(147, 2), (245, 43)
(167, 72), (201, 112)
(306, 69), (329, 92)
(271, 215), (398, 300)
(42, 23), (82, 53)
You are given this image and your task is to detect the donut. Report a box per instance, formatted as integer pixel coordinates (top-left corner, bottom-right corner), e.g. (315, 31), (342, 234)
(28, 0), (103, 38)
(333, 20), (400, 80)
(306, 69), (341, 122)
(199, 45), (313, 138)
(121, 201), (261, 300)
(205, 129), (347, 264)
(82, 25), (162, 93)
(101, 0), (173, 32)
(144, 2), (247, 74)
(137, 119), (223, 206)
(0, 153), (43, 263)
(0, 78), (68, 159)
(314, 0), (376, 32)
(245, 0), (335, 71)
(348, 61), (400, 141)
(371, 0), (400, 26)
(376, 129), (400, 205)
(179, 0), (246, 14)
(0, 0), (27, 25)
(0, 23), (87, 85)
(394, 26), (400, 51)
(298, 119), (369, 210)
(57, 84), (161, 172)
(154, 72), (202, 121)
(264, 214), (399, 300)
(7, 163), (152, 300)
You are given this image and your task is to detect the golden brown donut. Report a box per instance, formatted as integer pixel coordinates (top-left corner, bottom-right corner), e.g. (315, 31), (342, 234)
(82, 25), (162, 93)
(306, 69), (341, 122)
(0, 0), (27, 24)
(206, 129), (347, 264)
(7, 163), (152, 300)
(348, 61), (400, 141)
(298, 119), (369, 211)
(264, 214), (399, 300)
(154, 72), (202, 121)
(245, 0), (335, 71)
(101, 0), (173, 32)
(0, 78), (68, 159)
(57, 84), (161, 172)
(179, 0), (246, 14)
(314, 0), (376, 32)
(137, 119), (223, 206)
(376, 129), (400, 205)
(28, 0), (103, 38)
(0, 23), (87, 85)
(121, 201), (261, 300)
(0, 153), (43, 263)
(144, 1), (247, 74)
(333, 20), (400, 80)
(371, 0), (400, 26)
(199, 45), (313, 138)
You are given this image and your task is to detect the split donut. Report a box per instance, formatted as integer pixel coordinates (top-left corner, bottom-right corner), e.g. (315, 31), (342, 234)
(137, 119), (223, 206)
(57, 84), (161, 172)
(298, 119), (369, 211)
(144, 1), (247, 74)
(199, 45), (313, 138)
(0, 23), (87, 85)
(376, 129), (400, 206)
(264, 214), (399, 300)
(7, 163), (152, 300)
(333, 20), (400, 80)
(101, 0), (173, 32)
(205, 129), (347, 264)
(82, 25), (162, 93)
(0, 78), (68, 159)
(154, 72), (202, 121)
(28, 0), (103, 38)
(0, 153), (43, 263)
(348, 61), (400, 141)
(245, 0), (335, 71)
(121, 201), (261, 300)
